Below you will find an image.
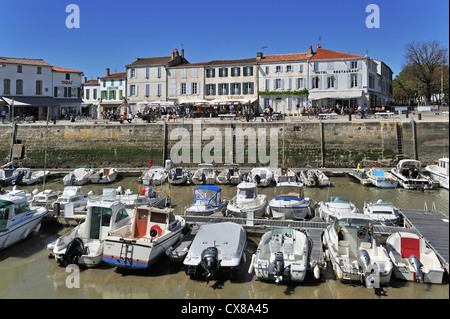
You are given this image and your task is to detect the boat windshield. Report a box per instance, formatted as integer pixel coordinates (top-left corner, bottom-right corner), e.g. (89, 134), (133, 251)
(335, 218), (370, 231)
(193, 188), (220, 206)
(0, 200), (13, 231)
(329, 196), (350, 203)
(237, 188), (256, 199)
(57, 198), (69, 204)
(275, 186), (302, 198)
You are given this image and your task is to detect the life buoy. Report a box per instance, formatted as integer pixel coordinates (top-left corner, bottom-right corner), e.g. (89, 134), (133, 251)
(150, 225), (162, 237)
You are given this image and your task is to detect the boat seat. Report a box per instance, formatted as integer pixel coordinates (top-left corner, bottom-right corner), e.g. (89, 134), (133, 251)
(338, 240), (350, 257)
(360, 242), (372, 250)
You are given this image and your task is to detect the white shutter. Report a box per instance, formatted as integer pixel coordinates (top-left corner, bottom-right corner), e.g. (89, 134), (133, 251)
(265, 79), (269, 90)
(358, 60), (362, 69)
(287, 78), (292, 90)
(358, 74), (362, 88)
(145, 84), (150, 96)
(323, 75), (327, 89)
(186, 82), (191, 95)
(135, 69), (138, 78)
(127, 85), (131, 96)
(334, 76), (338, 89)
(347, 74), (351, 89)
(281, 79), (284, 90)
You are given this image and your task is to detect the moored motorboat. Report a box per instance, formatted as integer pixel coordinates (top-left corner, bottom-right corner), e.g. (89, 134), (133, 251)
(141, 166), (167, 186)
(30, 189), (60, 210)
(185, 185), (228, 216)
(168, 167), (191, 185)
(216, 164), (243, 185)
(273, 167), (297, 183)
(63, 167), (94, 186)
(249, 227), (311, 284)
(315, 196), (359, 222)
(15, 168), (52, 186)
(191, 163), (217, 185)
(0, 167), (19, 187)
(363, 200), (401, 226)
(323, 212), (393, 287)
(268, 182), (313, 220)
(183, 222), (246, 282)
(365, 167), (398, 189)
(386, 232), (444, 284)
(103, 206), (185, 269)
(247, 167), (273, 187)
(89, 168), (118, 184)
(299, 169), (331, 187)
(226, 182), (268, 218)
(390, 159), (435, 190)
(54, 186), (88, 212)
(47, 200), (134, 267)
(0, 190), (49, 249)
(425, 157), (449, 190)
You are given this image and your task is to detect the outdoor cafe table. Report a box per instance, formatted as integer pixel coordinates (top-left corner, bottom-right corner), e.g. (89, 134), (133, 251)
(374, 112), (394, 119)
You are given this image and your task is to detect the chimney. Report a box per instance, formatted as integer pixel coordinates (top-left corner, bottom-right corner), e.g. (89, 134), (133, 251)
(307, 45), (314, 57)
(106, 68), (110, 76)
(316, 43), (321, 50)
(256, 52), (264, 60)
(84, 77), (87, 83)
(181, 48), (184, 58)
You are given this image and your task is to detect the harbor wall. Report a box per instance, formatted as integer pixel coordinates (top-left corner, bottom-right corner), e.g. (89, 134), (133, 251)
(0, 120), (448, 168)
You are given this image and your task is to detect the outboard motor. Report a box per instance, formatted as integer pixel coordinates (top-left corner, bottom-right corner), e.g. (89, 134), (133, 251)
(358, 249), (379, 288)
(60, 237), (85, 267)
(254, 174), (261, 185)
(200, 247), (220, 283)
(201, 172), (206, 184)
(357, 249), (371, 273)
(274, 251), (285, 285)
(408, 254), (424, 284)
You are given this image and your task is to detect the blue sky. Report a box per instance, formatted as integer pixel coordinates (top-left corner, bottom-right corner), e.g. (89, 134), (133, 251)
(1, 0), (448, 80)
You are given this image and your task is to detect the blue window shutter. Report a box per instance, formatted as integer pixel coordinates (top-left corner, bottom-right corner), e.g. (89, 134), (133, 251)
(250, 82), (254, 94)
(237, 83), (241, 94)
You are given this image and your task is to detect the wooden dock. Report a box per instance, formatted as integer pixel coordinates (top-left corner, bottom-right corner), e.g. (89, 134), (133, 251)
(400, 208), (449, 273)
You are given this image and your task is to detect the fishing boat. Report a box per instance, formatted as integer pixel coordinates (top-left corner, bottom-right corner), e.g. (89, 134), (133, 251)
(249, 227), (311, 284)
(30, 189), (60, 210)
(89, 168), (118, 184)
(0, 190), (49, 249)
(268, 182), (313, 220)
(247, 167), (273, 187)
(386, 232), (444, 284)
(15, 168), (52, 186)
(63, 167), (94, 186)
(365, 167), (398, 189)
(323, 212), (393, 287)
(298, 169), (331, 187)
(273, 167), (297, 183)
(54, 186), (88, 212)
(183, 222), (246, 282)
(425, 157), (449, 190)
(168, 167), (191, 185)
(390, 159), (435, 190)
(226, 182), (268, 218)
(216, 164), (243, 185)
(141, 166), (167, 186)
(47, 200), (134, 267)
(315, 196), (359, 222)
(185, 186), (228, 216)
(191, 163), (217, 185)
(103, 206), (185, 269)
(363, 200), (401, 226)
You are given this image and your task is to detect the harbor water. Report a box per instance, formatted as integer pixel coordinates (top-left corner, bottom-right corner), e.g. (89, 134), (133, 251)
(0, 175), (448, 300)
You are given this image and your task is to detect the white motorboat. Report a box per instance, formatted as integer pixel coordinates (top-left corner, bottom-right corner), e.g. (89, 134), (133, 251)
(0, 167), (19, 187)
(110, 186), (162, 209)
(185, 186), (228, 216)
(363, 200), (401, 226)
(268, 182), (313, 220)
(89, 168), (118, 184)
(298, 169), (331, 187)
(54, 186), (88, 212)
(47, 200), (134, 267)
(191, 163), (217, 185)
(168, 167), (191, 185)
(247, 167), (273, 187)
(386, 232), (444, 284)
(390, 159), (435, 190)
(226, 182), (268, 218)
(30, 189), (60, 210)
(103, 206), (185, 269)
(323, 212), (393, 287)
(315, 196), (359, 222)
(216, 164), (243, 185)
(365, 167), (398, 189)
(183, 222), (246, 282)
(425, 157), (449, 190)
(63, 167), (94, 186)
(15, 168), (52, 186)
(273, 167), (297, 183)
(141, 166), (167, 186)
(249, 227), (311, 284)
(0, 190), (49, 249)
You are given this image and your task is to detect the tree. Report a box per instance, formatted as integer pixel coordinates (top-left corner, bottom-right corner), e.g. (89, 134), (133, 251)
(404, 40), (448, 105)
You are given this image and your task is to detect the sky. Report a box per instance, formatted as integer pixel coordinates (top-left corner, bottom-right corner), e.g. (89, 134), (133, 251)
(0, 0), (448, 80)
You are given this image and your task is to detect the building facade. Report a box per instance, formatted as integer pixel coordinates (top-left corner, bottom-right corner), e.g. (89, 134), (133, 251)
(52, 66), (83, 117)
(99, 69), (126, 116)
(81, 77), (100, 119)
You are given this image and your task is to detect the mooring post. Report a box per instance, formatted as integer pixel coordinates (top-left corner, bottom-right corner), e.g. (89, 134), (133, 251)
(411, 118), (418, 160)
(163, 119), (168, 163)
(320, 120), (325, 167)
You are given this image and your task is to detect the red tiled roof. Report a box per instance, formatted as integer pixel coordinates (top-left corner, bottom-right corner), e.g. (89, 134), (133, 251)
(259, 53), (309, 62)
(82, 79), (100, 85)
(126, 56), (173, 67)
(309, 48), (364, 60)
(100, 72), (126, 79)
(52, 66), (83, 73)
(0, 56), (52, 67)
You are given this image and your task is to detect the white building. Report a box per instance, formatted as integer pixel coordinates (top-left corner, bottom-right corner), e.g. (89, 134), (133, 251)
(99, 68), (126, 116)
(81, 77), (100, 119)
(0, 56), (54, 120)
(52, 66), (83, 117)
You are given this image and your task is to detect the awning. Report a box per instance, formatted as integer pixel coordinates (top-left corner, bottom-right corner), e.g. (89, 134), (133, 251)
(370, 91), (393, 101)
(54, 98), (83, 108)
(308, 90), (363, 101)
(1, 96), (58, 106)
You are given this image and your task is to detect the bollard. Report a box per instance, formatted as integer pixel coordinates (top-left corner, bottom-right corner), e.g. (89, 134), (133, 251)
(418, 113), (422, 120)
(53, 117), (56, 125)
(406, 110), (409, 118)
(348, 113), (352, 121)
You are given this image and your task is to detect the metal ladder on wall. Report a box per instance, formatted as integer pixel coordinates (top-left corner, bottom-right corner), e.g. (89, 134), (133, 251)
(396, 123), (404, 159)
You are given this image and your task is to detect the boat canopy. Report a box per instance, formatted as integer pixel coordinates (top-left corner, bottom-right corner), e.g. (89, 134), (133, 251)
(192, 186), (222, 206)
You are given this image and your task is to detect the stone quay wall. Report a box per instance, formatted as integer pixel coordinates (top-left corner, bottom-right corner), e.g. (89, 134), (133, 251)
(0, 119), (448, 169)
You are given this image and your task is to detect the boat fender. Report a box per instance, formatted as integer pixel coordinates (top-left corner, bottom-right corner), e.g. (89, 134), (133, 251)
(314, 265), (321, 280)
(150, 225), (162, 238)
(408, 254), (424, 284)
(248, 254), (256, 274)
